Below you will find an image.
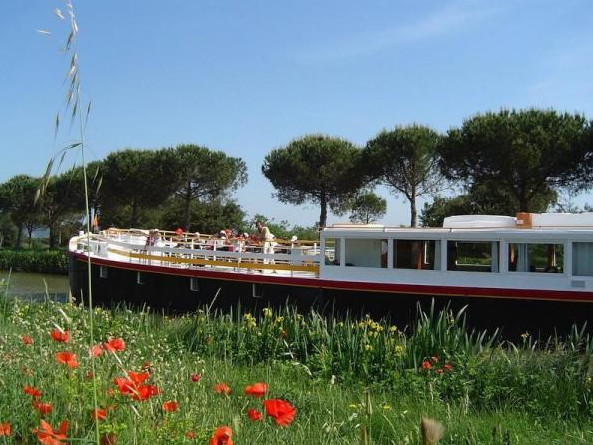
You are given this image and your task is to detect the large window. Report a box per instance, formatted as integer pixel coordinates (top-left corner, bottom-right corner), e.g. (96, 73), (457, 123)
(325, 238), (340, 266)
(393, 240), (440, 270)
(344, 238), (386, 268)
(572, 242), (593, 276)
(508, 243), (564, 273)
(447, 241), (499, 272)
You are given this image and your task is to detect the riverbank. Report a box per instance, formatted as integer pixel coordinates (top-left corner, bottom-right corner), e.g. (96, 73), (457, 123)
(0, 248), (68, 275)
(0, 300), (592, 443)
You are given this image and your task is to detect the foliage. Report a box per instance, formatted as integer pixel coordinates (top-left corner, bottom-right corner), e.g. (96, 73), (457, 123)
(438, 109), (591, 212)
(365, 125), (443, 227)
(346, 192), (387, 224)
(262, 134), (366, 227)
(160, 198), (247, 234)
(419, 182), (555, 227)
(0, 249), (68, 274)
(0, 175), (42, 248)
(169, 144), (248, 230)
(100, 149), (177, 227)
(0, 213), (17, 248)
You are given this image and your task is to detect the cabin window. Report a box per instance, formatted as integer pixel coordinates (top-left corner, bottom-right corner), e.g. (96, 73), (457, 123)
(393, 240), (440, 270)
(136, 272), (144, 285)
(508, 243), (564, 273)
(252, 283), (263, 298)
(325, 238), (340, 266)
(447, 241), (499, 272)
(99, 266), (108, 278)
(345, 238), (385, 268)
(572, 243), (593, 276)
(190, 277), (200, 292)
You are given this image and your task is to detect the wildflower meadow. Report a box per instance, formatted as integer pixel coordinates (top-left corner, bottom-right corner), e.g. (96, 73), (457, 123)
(1, 295), (593, 444)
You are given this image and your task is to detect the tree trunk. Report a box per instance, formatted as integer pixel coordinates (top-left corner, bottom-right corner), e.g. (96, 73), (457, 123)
(319, 195), (328, 228)
(410, 190), (417, 227)
(49, 224), (56, 249)
(15, 223), (23, 249)
(183, 184), (192, 231)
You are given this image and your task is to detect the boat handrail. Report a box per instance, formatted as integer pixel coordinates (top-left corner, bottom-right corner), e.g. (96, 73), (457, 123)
(73, 231), (321, 276)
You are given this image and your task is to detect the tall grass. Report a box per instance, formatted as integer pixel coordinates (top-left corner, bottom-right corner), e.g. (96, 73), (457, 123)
(1, 297), (593, 443)
(175, 302), (593, 421)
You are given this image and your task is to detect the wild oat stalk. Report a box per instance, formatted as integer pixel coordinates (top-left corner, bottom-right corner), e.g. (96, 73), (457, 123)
(38, 1), (100, 443)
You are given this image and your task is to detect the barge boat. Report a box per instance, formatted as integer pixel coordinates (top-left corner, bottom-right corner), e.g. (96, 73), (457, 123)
(68, 212), (593, 336)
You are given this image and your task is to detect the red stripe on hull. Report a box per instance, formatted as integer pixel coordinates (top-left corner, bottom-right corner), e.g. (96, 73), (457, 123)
(71, 252), (593, 304)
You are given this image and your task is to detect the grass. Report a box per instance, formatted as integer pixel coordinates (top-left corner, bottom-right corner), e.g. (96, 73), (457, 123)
(1, 297), (593, 444)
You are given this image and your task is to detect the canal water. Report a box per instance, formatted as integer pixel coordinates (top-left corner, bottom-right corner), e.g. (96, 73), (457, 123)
(0, 271), (70, 302)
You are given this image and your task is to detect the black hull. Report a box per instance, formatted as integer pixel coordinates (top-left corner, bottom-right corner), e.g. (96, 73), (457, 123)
(69, 256), (593, 339)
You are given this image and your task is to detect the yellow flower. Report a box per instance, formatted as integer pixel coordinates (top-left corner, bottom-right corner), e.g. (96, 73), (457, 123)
(263, 308), (272, 318)
(364, 344), (373, 351)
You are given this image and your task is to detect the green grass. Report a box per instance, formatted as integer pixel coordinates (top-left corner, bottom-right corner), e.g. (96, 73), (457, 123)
(1, 298), (592, 444)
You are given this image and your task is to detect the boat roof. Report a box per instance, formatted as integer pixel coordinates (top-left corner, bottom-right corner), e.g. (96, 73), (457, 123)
(323, 213), (593, 237)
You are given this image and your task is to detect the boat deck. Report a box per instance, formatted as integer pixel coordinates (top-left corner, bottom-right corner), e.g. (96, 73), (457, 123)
(71, 230), (322, 279)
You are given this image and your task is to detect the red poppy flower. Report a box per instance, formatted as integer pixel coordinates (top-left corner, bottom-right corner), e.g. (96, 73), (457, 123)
(91, 409), (107, 421)
(213, 383), (231, 395)
(104, 338), (126, 352)
(33, 400), (53, 415)
(264, 399), (296, 427)
(420, 360), (431, 370)
(89, 344), (103, 357)
(162, 400), (178, 412)
(430, 356), (439, 364)
(50, 330), (69, 343)
(247, 408), (263, 421)
(244, 382), (267, 398)
(33, 419), (68, 445)
(209, 426), (233, 445)
(0, 422), (10, 436)
(190, 373), (201, 382)
(55, 351), (79, 368)
(21, 335), (34, 345)
(443, 363), (453, 372)
(24, 385), (42, 398)
(127, 371), (150, 385)
(185, 431), (196, 439)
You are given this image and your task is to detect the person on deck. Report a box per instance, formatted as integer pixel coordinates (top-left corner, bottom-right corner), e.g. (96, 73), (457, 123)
(255, 220), (276, 265)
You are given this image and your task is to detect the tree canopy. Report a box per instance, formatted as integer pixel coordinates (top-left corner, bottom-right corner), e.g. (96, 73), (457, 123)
(438, 109), (592, 212)
(365, 125), (442, 227)
(169, 144), (248, 230)
(100, 149), (176, 227)
(0, 175), (41, 248)
(347, 192), (387, 224)
(262, 134), (366, 227)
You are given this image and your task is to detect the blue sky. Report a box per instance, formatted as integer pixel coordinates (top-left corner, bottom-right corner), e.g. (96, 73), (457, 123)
(1, 0), (592, 228)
